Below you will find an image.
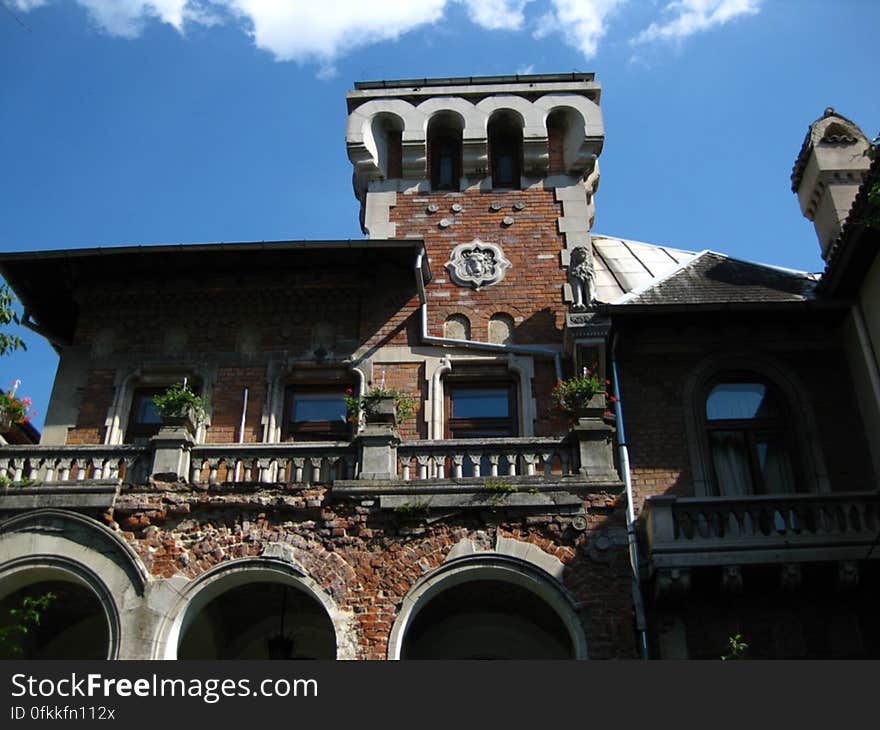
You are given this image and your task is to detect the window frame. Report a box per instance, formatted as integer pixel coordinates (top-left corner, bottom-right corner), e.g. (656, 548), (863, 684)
(443, 380), (519, 439)
(282, 385), (352, 442)
(703, 375), (802, 496)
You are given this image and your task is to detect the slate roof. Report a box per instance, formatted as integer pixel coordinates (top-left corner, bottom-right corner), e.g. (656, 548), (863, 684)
(590, 234), (697, 303)
(611, 250), (820, 307)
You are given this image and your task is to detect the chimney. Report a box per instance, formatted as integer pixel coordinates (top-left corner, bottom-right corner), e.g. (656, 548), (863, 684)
(791, 108), (871, 259)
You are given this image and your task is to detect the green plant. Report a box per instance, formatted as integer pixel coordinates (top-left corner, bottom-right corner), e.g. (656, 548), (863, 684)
(721, 633), (748, 660)
(551, 366), (616, 417)
(344, 386), (416, 423)
(483, 478), (517, 495)
(0, 379), (35, 424)
(0, 591), (56, 655)
(0, 285), (26, 357)
(152, 382), (207, 424)
(393, 500), (430, 516)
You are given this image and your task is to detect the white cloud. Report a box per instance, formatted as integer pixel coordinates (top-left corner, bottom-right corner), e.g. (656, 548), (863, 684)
(459, 0), (531, 31)
(9, 0), (47, 9)
(533, 0), (626, 59)
(219, 0), (447, 63)
(632, 0), (761, 45)
(10, 0), (763, 68)
(72, 0), (190, 38)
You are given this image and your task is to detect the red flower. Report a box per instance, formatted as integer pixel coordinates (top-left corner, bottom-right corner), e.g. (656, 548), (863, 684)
(345, 388), (353, 394)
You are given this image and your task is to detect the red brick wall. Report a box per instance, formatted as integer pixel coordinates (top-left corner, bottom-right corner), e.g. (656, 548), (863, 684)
(389, 188), (567, 345)
(112, 490), (637, 659)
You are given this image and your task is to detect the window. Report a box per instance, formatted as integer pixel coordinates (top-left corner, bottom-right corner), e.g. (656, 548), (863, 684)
(124, 382), (204, 443)
(124, 387), (166, 443)
(488, 113), (522, 189)
(283, 386), (350, 441)
(428, 113), (463, 191)
(445, 382), (517, 438)
(705, 379), (798, 495)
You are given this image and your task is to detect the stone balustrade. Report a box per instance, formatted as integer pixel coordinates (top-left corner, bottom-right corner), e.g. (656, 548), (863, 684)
(0, 445), (148, 485)
(644, 491), (880, 572)
(397, 437), (576, 481)
(190, 443), (357, 486)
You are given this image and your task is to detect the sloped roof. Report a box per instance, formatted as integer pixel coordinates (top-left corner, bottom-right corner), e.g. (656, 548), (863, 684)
(612, 250), (819, 307)
(590, 234), (697, 303)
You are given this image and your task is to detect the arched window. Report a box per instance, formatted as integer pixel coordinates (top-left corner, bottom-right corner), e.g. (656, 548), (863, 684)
(488, 112), (522, 189)
(427, 113), (463, 191)
(704, 377), (798, 495)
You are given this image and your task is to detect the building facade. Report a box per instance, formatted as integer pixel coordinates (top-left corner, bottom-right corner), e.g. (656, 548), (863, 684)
(0, 74), (876, 660)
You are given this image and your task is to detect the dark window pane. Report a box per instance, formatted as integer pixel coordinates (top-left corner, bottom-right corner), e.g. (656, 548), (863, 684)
(706, 382), (778, 420)
(709, 430), (754, 495)
(292, 394), (347, 423)
(451, 388), (510, 418)
(755, 432), (796, 494)
(496, 155), (515, 185)
(135, 396), (162, 425)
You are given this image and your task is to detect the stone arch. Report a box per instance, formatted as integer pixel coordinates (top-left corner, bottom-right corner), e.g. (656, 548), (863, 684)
(388, 539), (587, 660)
(157, 557), (354, 660)
(683, 351), (831, 496)
(536, 96), (604, 176)
(0, 510), (149, 659)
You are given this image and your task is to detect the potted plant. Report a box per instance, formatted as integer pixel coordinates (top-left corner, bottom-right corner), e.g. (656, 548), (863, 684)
(0, 380), (35, 433)
(344, 386), (415, 426)
(152, 382), (207, 434)
(551, 367), (615, 420)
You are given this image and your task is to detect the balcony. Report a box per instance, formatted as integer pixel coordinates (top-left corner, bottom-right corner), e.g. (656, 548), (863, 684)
(0, 417), (621, 513)
(643, 491), (880, 594)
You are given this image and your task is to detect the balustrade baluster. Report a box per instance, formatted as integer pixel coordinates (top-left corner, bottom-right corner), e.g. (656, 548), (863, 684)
(417, 454), (430, 481)
(452, 454), (464, 479)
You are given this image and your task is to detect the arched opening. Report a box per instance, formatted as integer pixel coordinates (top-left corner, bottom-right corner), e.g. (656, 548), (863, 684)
(393, 559), (586, 660)
(0, 577), (110, 659)
(546, 107), (585, 175)
(488, 111), (523, 189)
(177, 580), (336, 660)
(427, 112), (463, 191)
(369, 113), (404, 179)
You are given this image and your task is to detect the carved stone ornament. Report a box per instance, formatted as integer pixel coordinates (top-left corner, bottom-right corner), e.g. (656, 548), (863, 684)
(568, 245), (597, 311)
(445, 239), (512, 290)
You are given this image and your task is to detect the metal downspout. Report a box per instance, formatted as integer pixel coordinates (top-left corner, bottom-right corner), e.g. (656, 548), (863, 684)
(611, 333), (650, 659)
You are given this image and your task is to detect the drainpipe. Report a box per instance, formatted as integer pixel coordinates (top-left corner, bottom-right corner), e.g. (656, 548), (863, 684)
(611, 332), (650, 660)
(413, 250), (563, 381)
(238, 386), (249, 444)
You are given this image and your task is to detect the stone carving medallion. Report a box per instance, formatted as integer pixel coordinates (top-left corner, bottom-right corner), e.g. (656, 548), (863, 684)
(445, 240), (511, 290)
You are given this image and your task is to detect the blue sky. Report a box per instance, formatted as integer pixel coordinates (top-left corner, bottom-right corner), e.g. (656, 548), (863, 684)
(1, 0), (878, 430)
